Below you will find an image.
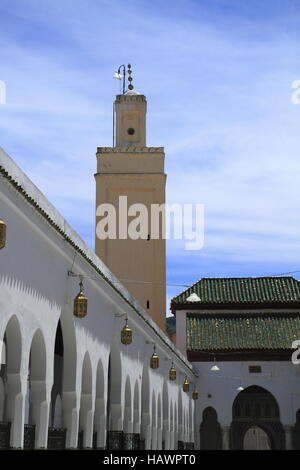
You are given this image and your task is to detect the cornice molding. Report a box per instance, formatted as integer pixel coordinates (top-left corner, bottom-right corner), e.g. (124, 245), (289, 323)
(115, 94), (146, 103)
(97, 146), (164, 154)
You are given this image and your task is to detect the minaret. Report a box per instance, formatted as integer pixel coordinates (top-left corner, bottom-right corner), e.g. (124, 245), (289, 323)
(95, 65), (166, 331)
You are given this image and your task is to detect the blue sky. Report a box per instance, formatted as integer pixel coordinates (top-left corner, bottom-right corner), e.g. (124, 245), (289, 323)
(0, 0), (300, 314)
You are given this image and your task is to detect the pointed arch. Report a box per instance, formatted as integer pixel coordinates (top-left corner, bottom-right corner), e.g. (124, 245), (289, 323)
(200, 406), (222, 450)
(231, 385), (284, 450)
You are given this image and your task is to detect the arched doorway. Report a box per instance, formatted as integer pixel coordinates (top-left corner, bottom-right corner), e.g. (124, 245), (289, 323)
(200, 407), (222, 450)
(231, 386), (285, 450)
(243, 425), (271, 450)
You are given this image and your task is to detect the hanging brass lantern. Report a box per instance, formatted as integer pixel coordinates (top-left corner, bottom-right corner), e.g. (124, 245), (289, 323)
(121, 318), (132, 345)
(169, 362), (176, 381)
(0, 219), (6, 250)
(73, 278), (88, 319)
(183, 377), (190, 393)
(192, 389), (199, 400)
(150, 346), (159, 369)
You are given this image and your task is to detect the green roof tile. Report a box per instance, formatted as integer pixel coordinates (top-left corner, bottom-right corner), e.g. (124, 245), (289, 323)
(171, 277), (300, 307)
(186, 313), (300, 351)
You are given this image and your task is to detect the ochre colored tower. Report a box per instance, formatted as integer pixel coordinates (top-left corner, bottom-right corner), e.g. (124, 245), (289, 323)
(95, 66), (166, 331)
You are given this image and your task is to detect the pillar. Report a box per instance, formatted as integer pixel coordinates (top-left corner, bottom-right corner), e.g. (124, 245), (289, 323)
(222, 425), (230, 450)
(63, 391), (79, 448)
(285, 425), (293, 450)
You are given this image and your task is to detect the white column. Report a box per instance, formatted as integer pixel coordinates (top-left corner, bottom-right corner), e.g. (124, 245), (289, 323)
(163, 418), (170, 449)
(151, 427), (157, 449)
(80, 393), (94, 448)
(30, 381), (50, 448)
(141, 413), (151, 449)
(6, 373), (24, 448)
(133, 409), (140, 434)
(285, 425), (293, 450)
(222, 425), (230, 450)
(94, 397), (106, 448)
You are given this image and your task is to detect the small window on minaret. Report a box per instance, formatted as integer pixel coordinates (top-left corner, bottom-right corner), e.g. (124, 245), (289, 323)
(127, 128), (135, 135)
(147, 234), (150, 241)
(147, 300), (150, 309)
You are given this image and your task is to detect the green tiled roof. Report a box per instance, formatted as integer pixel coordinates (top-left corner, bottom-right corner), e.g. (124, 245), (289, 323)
(171, 277), (300, 307)
(187, 313), (300, 351)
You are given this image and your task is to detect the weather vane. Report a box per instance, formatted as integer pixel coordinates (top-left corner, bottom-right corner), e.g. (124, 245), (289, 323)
(113, 63), (134, 94)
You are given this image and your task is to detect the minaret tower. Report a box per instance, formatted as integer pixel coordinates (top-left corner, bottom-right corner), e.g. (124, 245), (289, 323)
(95, 65), (166, 331)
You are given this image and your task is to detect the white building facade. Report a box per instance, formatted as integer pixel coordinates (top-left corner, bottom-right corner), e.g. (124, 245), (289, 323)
(0, 147), (196, 450)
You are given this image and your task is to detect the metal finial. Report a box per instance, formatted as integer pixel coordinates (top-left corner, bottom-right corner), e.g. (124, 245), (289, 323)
(127, 63), (134, 90)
